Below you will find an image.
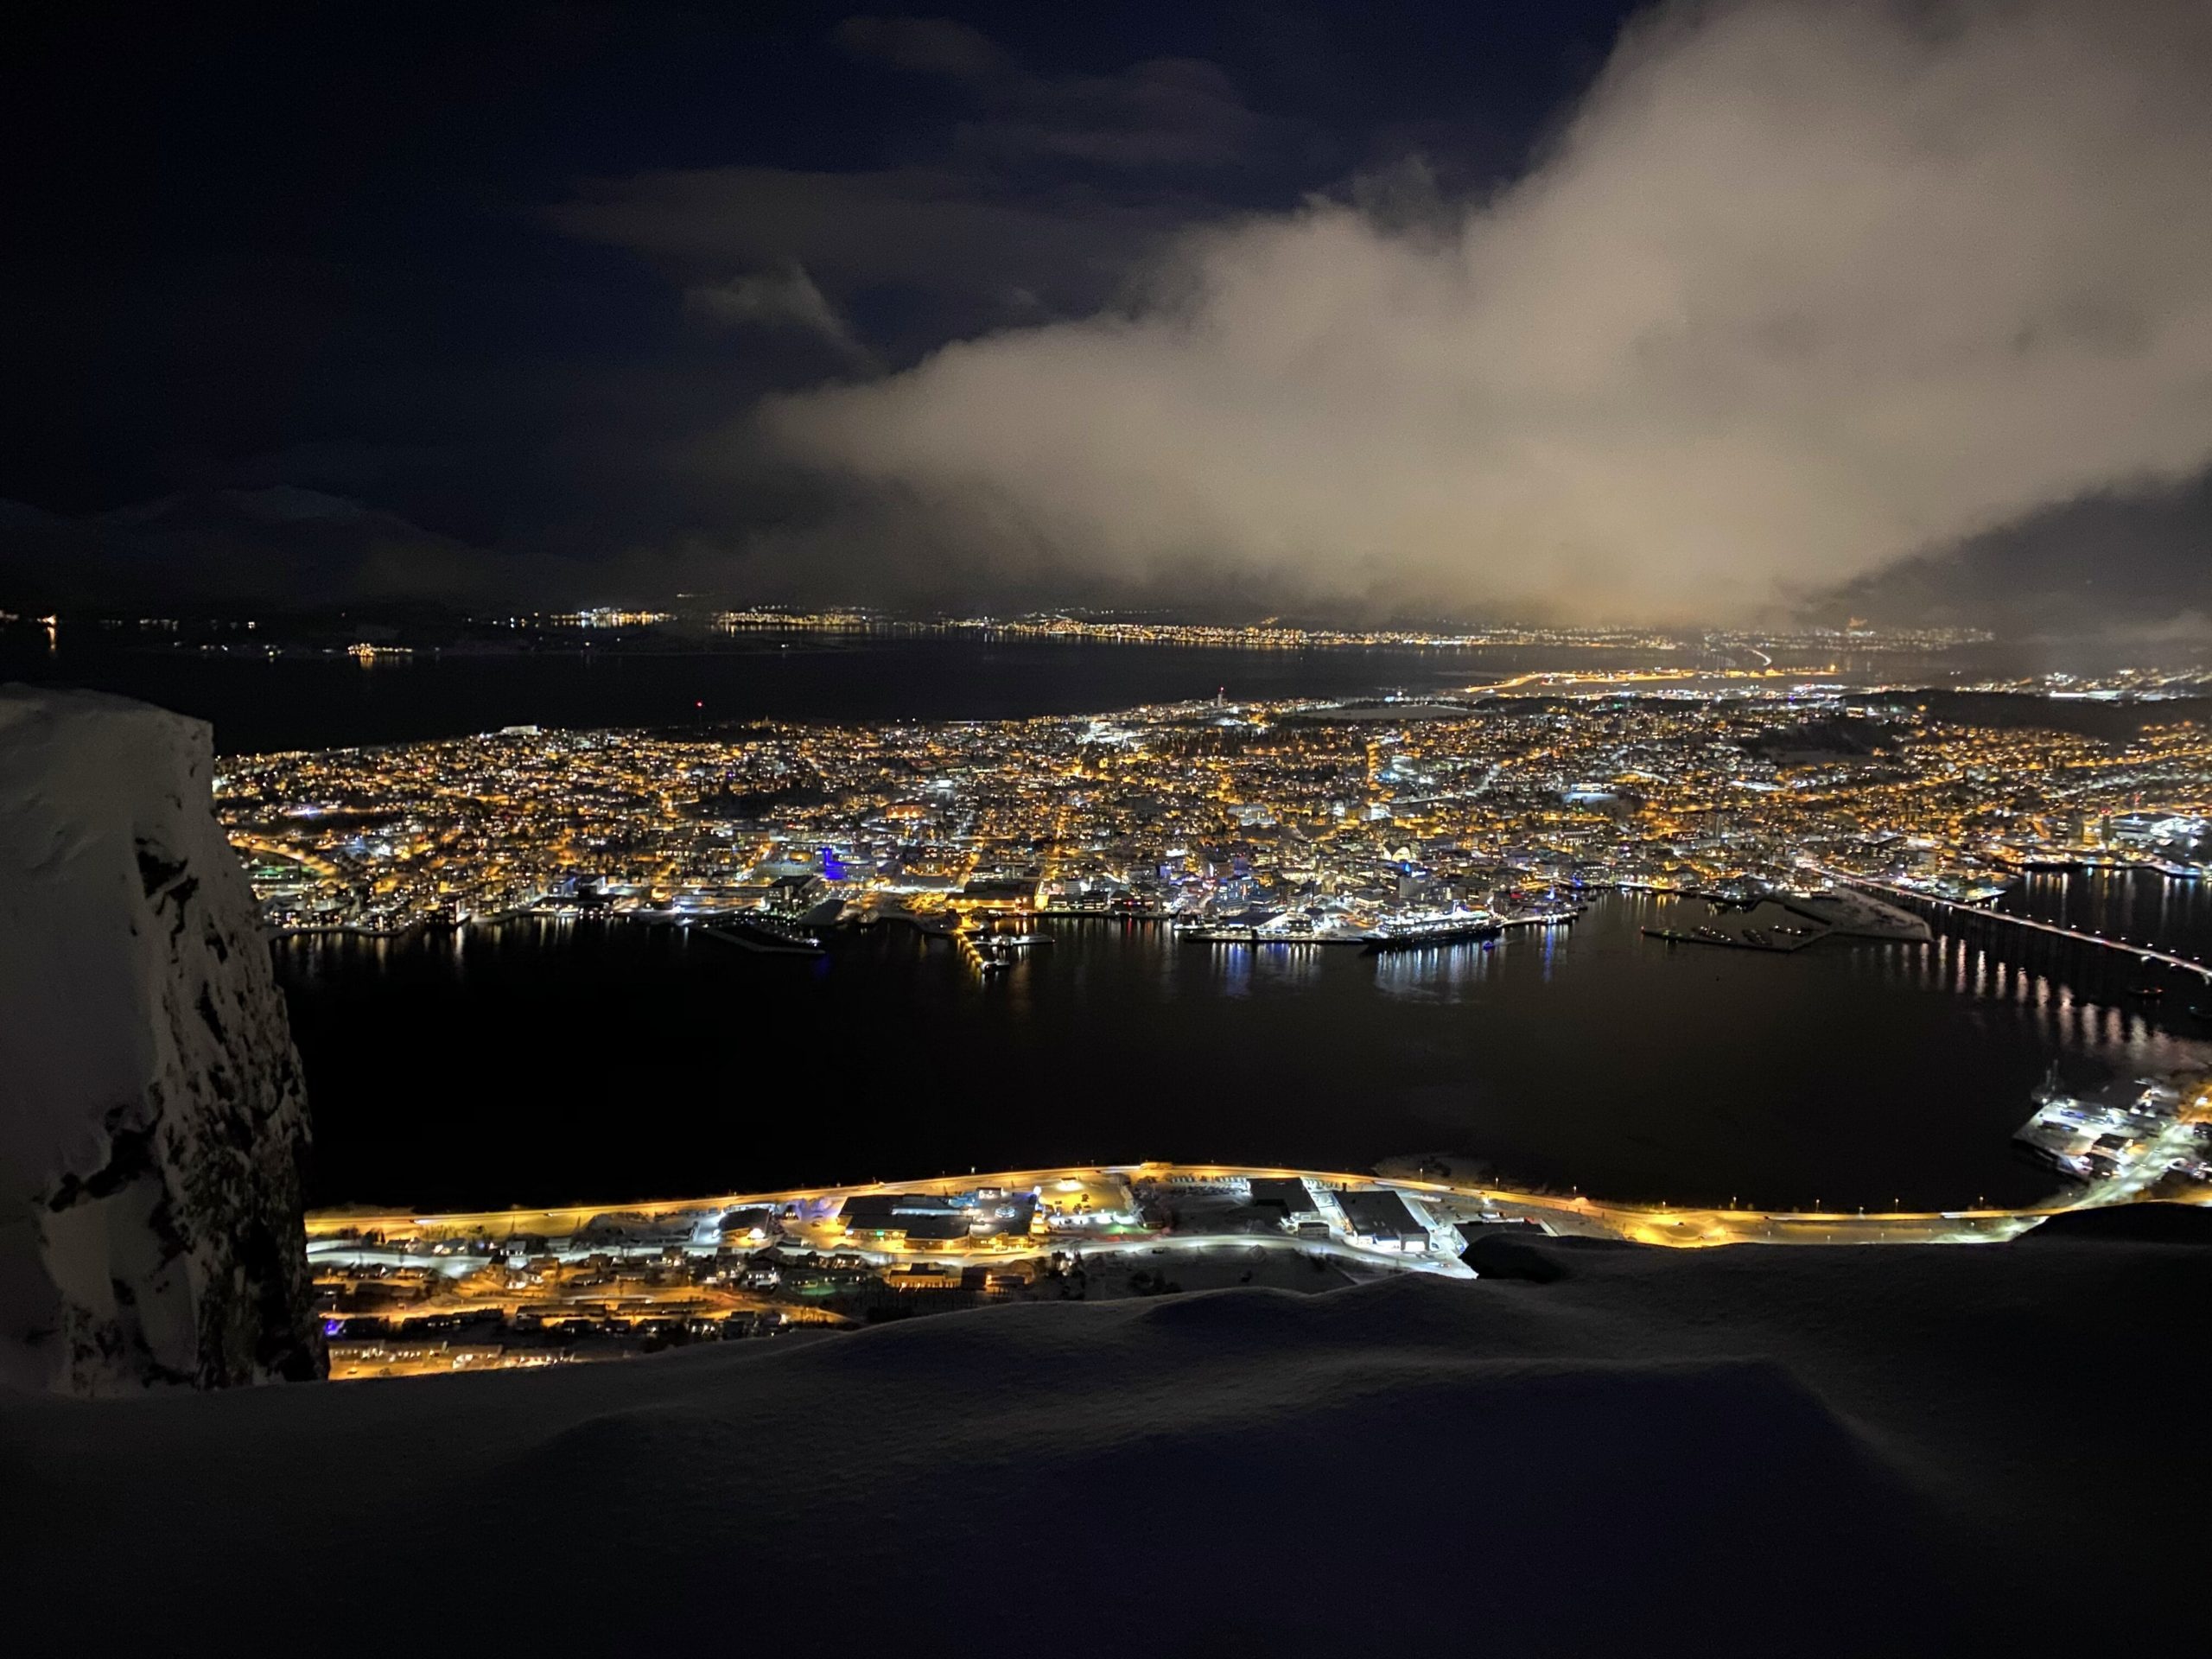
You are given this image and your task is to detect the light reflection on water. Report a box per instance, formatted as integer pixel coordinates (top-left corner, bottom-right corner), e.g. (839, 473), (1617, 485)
(275, 887), (2211, 1217)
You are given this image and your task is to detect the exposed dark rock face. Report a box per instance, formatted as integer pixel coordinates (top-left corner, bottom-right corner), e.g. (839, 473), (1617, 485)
(1, 685), (323, 1393)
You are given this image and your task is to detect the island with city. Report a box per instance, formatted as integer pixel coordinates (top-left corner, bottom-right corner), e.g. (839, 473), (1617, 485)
(214, 667), (2211, 971)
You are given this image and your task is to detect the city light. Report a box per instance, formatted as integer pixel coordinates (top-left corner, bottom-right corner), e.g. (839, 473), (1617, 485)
(211, 683), (2212, 954)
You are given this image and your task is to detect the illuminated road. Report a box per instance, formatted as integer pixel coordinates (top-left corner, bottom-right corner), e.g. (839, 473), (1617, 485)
(1462, 664), (1822, 697)
(307, 1156), (2176, 1259)
(302, 1140), (2202, 1382)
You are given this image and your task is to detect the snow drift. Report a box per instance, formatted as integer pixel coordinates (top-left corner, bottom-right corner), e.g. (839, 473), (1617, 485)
(6, 1230), (2209, 1650)
(0, 684), (321, 1393)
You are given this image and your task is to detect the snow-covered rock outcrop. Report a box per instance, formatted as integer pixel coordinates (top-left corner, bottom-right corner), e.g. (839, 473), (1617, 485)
(0, 684), (322, 1392)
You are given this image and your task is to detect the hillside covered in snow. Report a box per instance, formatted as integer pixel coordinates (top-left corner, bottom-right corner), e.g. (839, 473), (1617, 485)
(3, 1211), (2208, 1650)
(0, 684), (321, 1393)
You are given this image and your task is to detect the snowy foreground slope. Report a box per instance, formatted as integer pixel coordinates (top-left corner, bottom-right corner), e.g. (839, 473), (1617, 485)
(3, 1213), (2206, 1652)
(0, 685), (320, 1392)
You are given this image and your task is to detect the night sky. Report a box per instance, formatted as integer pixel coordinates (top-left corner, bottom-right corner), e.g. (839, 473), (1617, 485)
(4, 2), (2210, 632)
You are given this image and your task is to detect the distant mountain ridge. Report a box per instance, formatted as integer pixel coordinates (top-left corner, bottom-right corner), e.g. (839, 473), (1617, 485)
(8, 472), (2211, 643)
(0, 486), (519, 612)
(1810, 470), (2212, 645)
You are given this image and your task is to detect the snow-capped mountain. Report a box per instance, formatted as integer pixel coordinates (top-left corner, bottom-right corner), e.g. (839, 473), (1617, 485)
(0, 685), (322, 1393)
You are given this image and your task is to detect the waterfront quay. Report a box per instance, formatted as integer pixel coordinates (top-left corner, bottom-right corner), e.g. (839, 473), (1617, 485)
(305, 1101), (2210, 1377)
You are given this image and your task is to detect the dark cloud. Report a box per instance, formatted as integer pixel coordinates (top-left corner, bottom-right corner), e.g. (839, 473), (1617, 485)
(550, 14), (1312, 360)
(683, 265), (877, 368)
(0, 488), (514, 612)
(833, 16), (1014, 80)
(2, 3), (1630, 611)
(754, 0), (2212, 626)
(838, 15), (1277, 168)
(955, 57), (1268, 170)
(1821, 471), (2212, 651)
(227, 442), (454, 496)
(11, 2), (2209, 637)
(553, 164), (1212, 353)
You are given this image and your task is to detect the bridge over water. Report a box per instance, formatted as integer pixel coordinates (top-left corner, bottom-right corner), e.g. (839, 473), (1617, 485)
(1819, 869), (2212, 982)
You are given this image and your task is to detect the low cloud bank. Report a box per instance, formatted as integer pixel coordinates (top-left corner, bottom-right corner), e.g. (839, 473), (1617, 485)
(759, 1), (2212, 623)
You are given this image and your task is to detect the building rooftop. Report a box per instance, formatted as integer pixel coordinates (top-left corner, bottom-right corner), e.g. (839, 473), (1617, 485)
(1336, 1189), (1427, 1241)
